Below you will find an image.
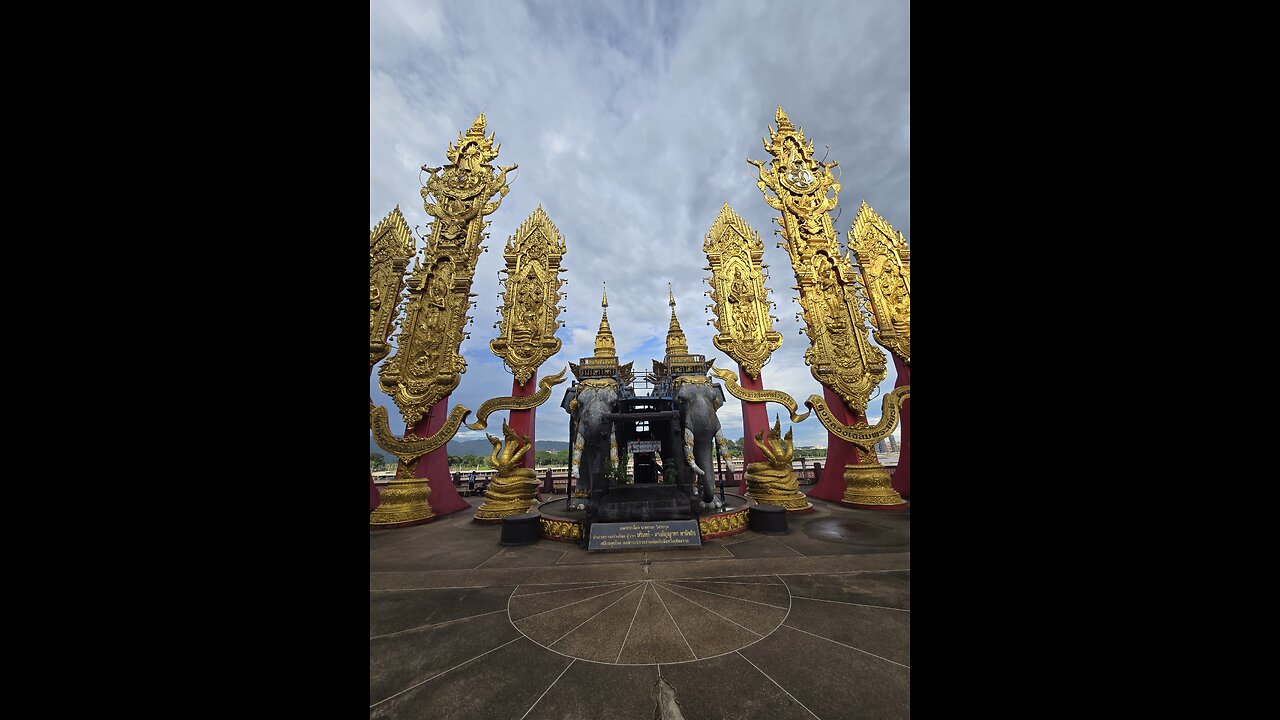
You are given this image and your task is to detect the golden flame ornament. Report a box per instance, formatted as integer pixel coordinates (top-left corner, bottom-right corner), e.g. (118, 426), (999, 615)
(747, 107), (887, 412)
(847, 201), (910, 367)
(370, 206), (416, 367)
(704, 203), (782, 379)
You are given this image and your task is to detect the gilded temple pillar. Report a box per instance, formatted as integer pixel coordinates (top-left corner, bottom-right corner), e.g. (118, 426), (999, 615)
(747, 107), (905, 510)
(891, 355), (910, 498)
(735, 370), (771, 494)
(847, 201), (911, 500)
(370, 206), (417, 516)
(808, 386), (862, 502)
(471, 205), (568, 521)
(702, 203), (787, 499)
(372, 113), (518, 527)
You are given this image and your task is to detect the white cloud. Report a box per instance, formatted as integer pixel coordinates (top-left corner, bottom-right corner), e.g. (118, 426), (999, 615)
(371, 0), (909, 452)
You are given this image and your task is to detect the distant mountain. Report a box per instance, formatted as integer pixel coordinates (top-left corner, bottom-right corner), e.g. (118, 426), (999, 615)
(370, 434), (569, 459)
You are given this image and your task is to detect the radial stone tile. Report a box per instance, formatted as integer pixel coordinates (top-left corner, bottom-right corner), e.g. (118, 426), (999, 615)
(653, 583), (762, 659)
(660, 578), (791, 609)
(510, 582), (639, 621)
(616, 582), (698, 665)
(552, 584), (647, 662)
(653, 581), (787, 637)
(512, 581), (634, 597)
(514, 583), (644, 646)
(657, 652), (817, 720)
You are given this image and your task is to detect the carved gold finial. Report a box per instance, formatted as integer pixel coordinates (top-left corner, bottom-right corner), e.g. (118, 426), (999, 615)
(594, 282), (616, 357)
(665, 285), (689, 356)
(775, 106), (794, 131)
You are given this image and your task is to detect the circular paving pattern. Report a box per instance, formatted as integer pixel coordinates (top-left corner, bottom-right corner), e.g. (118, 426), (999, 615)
(508, 575), (790, 665)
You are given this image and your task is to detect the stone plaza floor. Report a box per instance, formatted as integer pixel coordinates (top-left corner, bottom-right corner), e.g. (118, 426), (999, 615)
(370, 492), (910, 719)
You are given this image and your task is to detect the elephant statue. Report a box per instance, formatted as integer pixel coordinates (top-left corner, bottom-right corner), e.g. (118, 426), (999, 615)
(674, 376), (726, 509)
(563, 380), (626, 511)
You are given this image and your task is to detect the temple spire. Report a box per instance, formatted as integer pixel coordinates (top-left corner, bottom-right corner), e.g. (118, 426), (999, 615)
(594, 282), (616, 357)
(665, 283), (688, 356)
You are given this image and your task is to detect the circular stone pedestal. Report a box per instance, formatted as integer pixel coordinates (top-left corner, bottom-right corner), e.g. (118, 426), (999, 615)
(500, 512), (542, 546)
(536, 494), (756, 542)
(748, 504), (788, 534)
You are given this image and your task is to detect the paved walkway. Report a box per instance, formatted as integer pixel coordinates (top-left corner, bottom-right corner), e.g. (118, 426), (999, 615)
(370, 493), (910, 719)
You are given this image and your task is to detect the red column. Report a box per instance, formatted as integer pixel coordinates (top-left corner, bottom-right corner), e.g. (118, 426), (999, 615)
(807, 385), (863, 503)
(400, 396), (470, 516)
(507, 372), (540, 501)
(737, 364), (771, 496)
(891, 355), (910, 498)
(369, 362), (380, 513)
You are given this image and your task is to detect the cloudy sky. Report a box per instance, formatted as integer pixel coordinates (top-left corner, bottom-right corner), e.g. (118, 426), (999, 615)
(370, 0), (909, 448)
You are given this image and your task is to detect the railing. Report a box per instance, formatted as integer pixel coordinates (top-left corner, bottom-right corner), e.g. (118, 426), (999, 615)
(373, 458), (898, 489)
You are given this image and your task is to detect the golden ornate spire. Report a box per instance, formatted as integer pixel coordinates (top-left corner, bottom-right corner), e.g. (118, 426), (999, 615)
(665, 283), (689, 356)
(594, 283), (616, 357)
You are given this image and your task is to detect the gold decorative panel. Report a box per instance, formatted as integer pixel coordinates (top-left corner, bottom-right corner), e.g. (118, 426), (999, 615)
(847, 201), (910, 366)
(369, 206), (416, 366)
(378, 113), (517, 427)
(490, 206), (567, 385)
(703, 204), (782, 379)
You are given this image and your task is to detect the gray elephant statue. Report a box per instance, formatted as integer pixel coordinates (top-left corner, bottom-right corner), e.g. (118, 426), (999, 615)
(674, 376), (726, 509)
(563, 380), (626, 511)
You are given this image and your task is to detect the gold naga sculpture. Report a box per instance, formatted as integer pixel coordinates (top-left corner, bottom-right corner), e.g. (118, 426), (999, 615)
(847, 201), (910, 367)
(473, 421), (540, 521)
(703, 203), (784, 379)
(371, 113), (516, 527)
(370, 206), (416, 368)
(748, 107), (906, 507)
(745, 416), (812, 511)
(709, 366), (809, 423)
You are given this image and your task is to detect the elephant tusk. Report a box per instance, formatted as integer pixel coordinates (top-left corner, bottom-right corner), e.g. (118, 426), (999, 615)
(685, 427), (704, 477)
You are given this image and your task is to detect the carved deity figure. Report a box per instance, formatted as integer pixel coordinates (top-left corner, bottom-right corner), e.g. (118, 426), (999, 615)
(814, 256), (844, 321)
(728, 268), (758, 337)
